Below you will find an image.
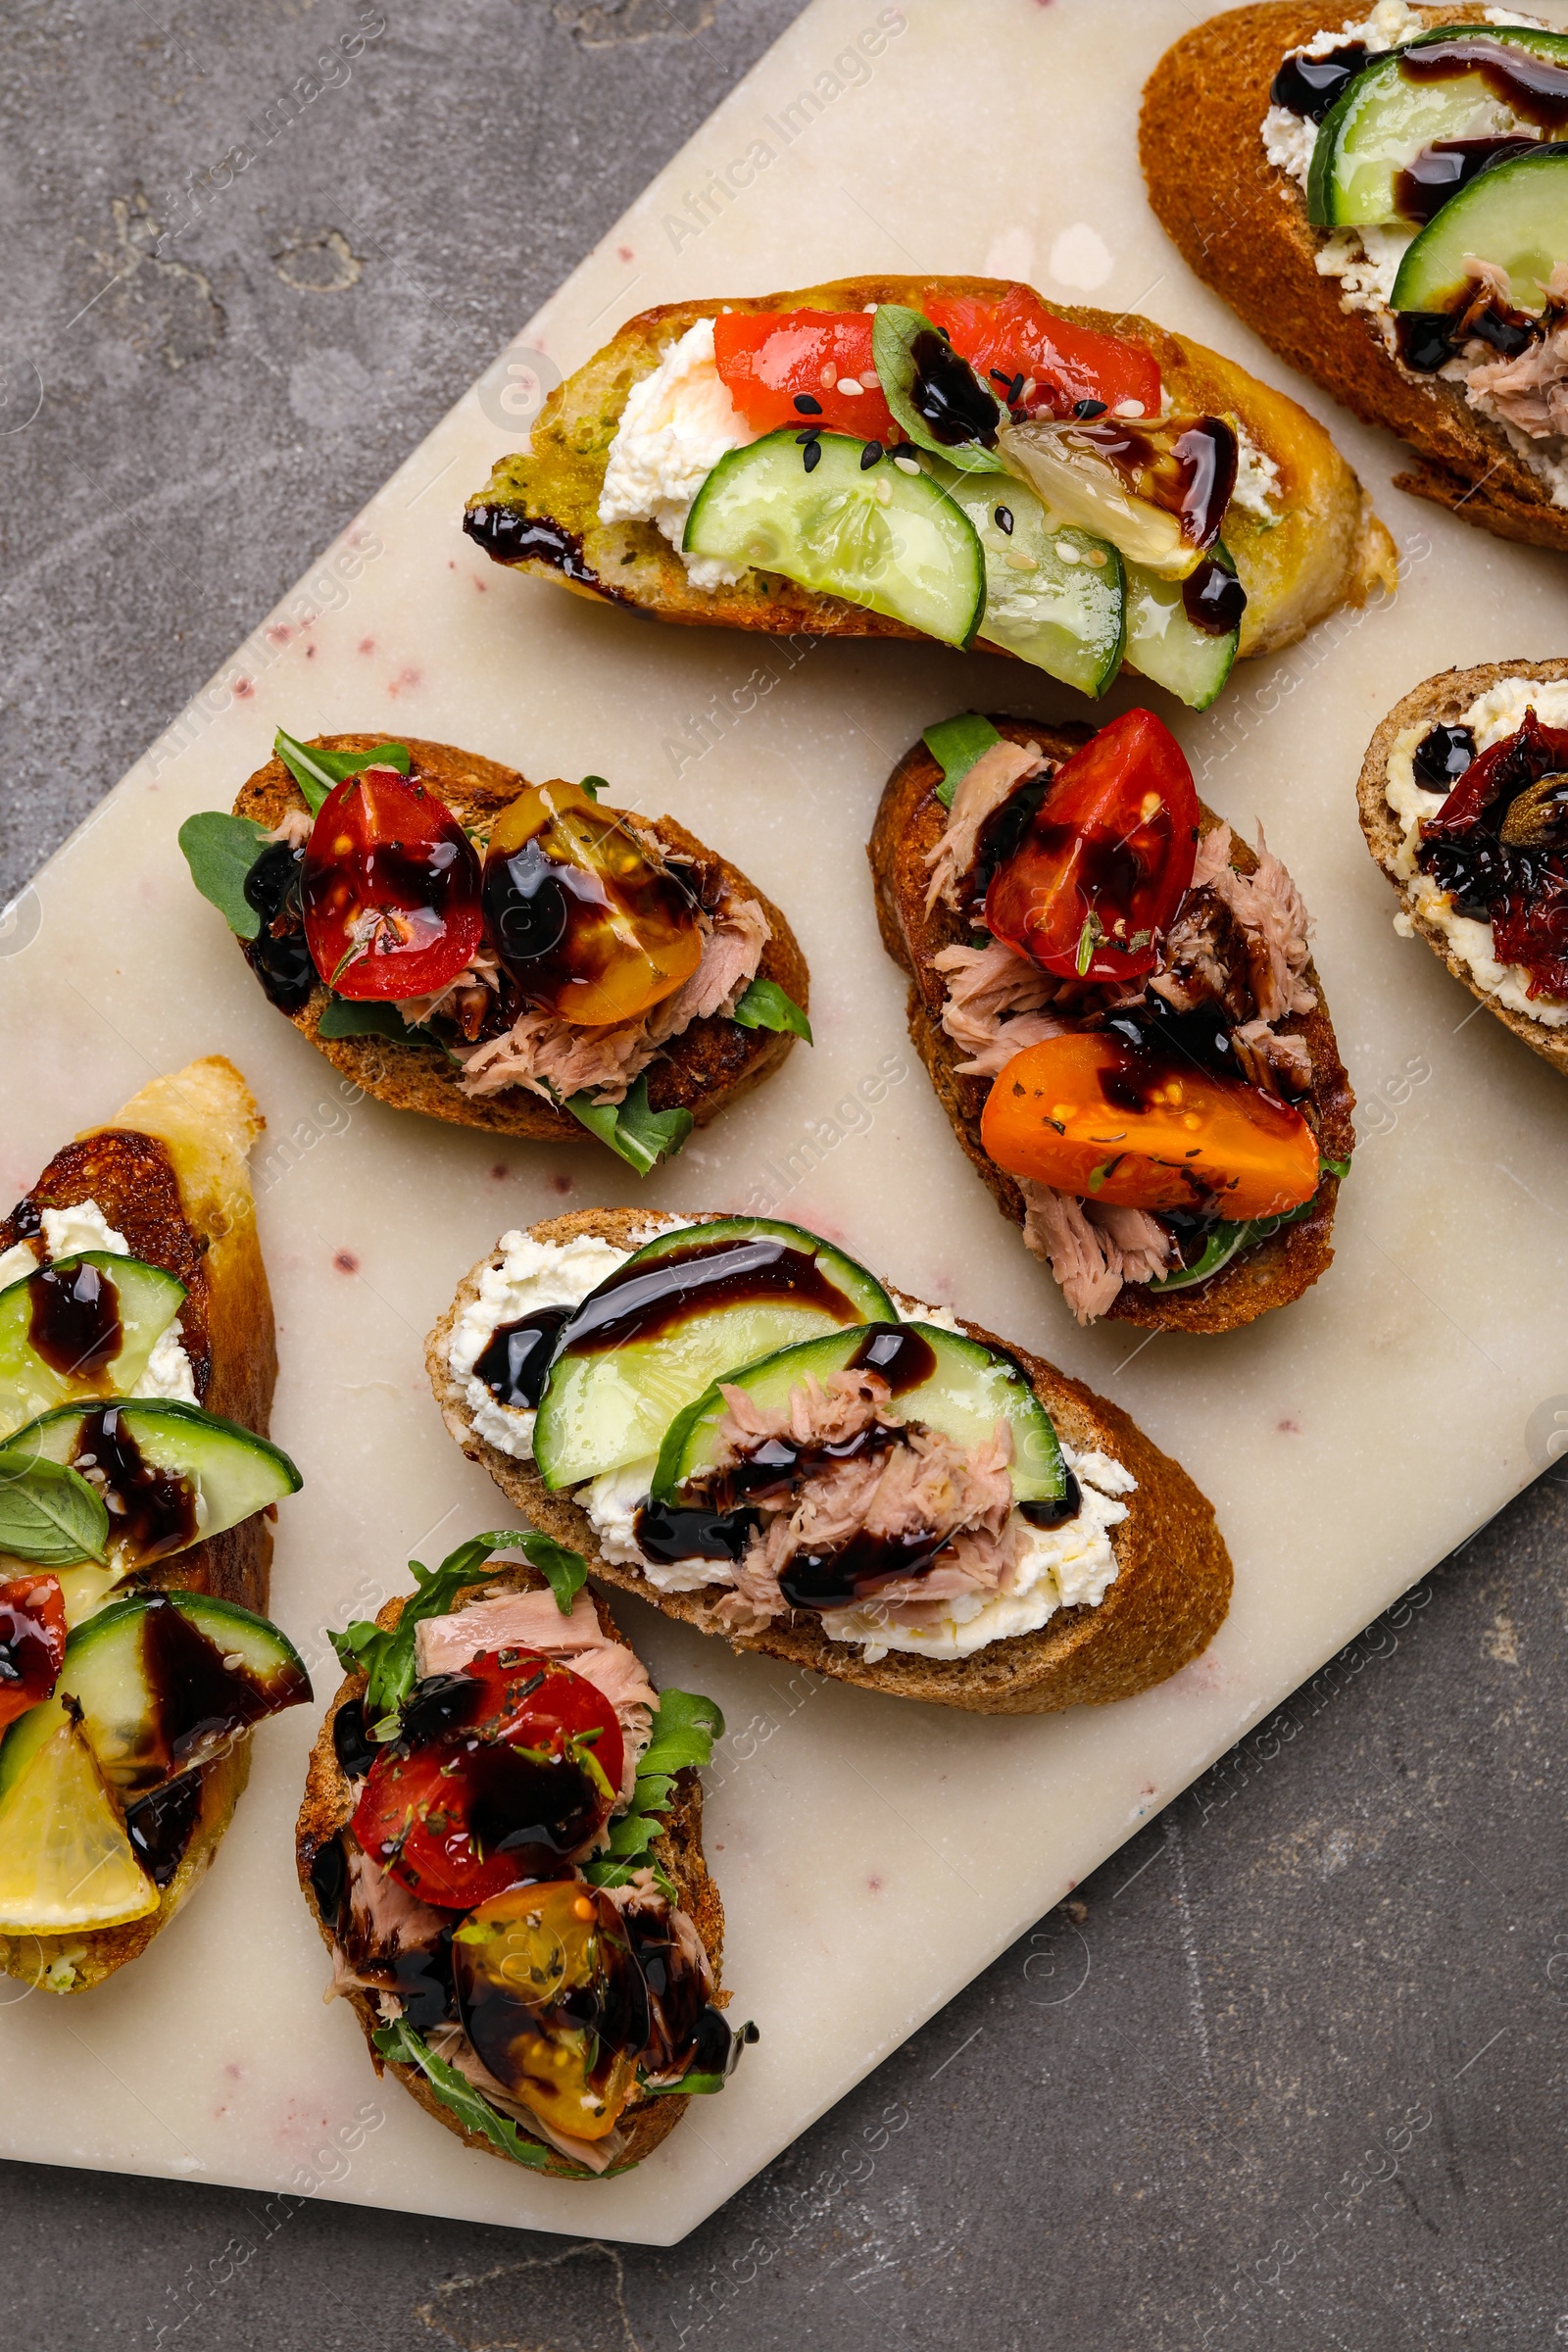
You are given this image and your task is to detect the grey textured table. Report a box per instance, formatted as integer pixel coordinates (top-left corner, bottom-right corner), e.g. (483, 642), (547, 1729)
(2, 5), (1564, 2346)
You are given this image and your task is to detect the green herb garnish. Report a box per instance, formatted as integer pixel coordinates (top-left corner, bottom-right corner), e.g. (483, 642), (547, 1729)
(316, 997), (430, 1043)
(564, 1076), (693, 1176)
(177, 811), (270, 939)
(370, 2019), (558, 2170)
(0, 1450), (110, 1566)
(274, 730), (411, 814)
(583, 1689), (724, 1897)
(922, 711), (1003, 809)
(731, 978), (812, 1042)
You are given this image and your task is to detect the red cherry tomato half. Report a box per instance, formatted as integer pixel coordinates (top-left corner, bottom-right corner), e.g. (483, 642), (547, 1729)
(984, 710), (1200, 985)
(711, 310), (896, 439)
(301, 767), (484, 1001)
(0, 1574), (66, 1731)
(464, 1647), (624, 1799)
(921, 286), (1164, 422)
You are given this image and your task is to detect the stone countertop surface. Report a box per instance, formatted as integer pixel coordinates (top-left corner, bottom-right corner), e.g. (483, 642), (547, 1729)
(0, 3), (1563, 2346)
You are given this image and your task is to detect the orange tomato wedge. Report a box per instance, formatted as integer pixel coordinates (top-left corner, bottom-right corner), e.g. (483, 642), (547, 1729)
(982, 1032), (1319, 1220)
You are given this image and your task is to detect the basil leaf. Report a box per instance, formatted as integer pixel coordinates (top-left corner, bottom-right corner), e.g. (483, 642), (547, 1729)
(316, 997), (431, 1044)
(731, 978), (812, 1043)
(565, 1077), (693, 1176)
(274, 730), (411, 814)
(922, 711), (1003, 808)
(0, 1451), (109, 1565)
(871, 304), (1000, 477)
(370, 2020), (556, 2171)
(520, 1531), (589, 1615)
(177, 812), (270, 940)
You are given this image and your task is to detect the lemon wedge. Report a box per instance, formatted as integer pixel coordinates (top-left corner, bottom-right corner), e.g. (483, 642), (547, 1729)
(0, 1714), (158, 1932)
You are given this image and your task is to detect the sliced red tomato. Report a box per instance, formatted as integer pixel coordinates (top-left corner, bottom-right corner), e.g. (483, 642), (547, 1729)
(0, 1574), (66, 1731)
(984, 710), (1200, 984)
(922, 286), (1164, 421)
(463, 1647), (624, 1798)
(301, 766), (484, 1001)
(711, 310), (895, 438)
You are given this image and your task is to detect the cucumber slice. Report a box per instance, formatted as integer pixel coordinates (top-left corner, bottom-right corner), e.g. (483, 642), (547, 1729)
(0, 1715), (158, 1934)
(654, 1320), (1066, 1506)
(0, 1253), (187, 1436)
(1308, 30), (1568, 228)
(1122, 544), (1240, 712)
(533, 1218), (898, 1491)
(1391, 143), (1568, 315)
(4, 1400), (301, 1571)
(924, 458), (1126, 697)
(683, 429), (986, 649)
(0, 1592), (311, 1799)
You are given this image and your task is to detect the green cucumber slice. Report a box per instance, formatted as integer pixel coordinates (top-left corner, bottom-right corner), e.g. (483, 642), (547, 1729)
(3, 1400), (301, 1570)
(683, 429), (985, 649)
(0, 1253), (187, 1435)
(0, 1592), (311, 1800)
(532, 1218), (897, 1491)
(1391, 142), (1568, 314)
(1307, 30), (1568, 228)
(653, 1321), (1066, 1508)
(1122, 543), (1240, 712)
(924, 459), (1126, 698)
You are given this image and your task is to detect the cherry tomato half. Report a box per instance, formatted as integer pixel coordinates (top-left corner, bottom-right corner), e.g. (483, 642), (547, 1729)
(982, 1031), (1319, 1221)
(711, 310), (896, 439)
(302, 766), (484, 1001)
(921, 285), (1164, 421)
(0, 1573), (66, 1732)
(985, 710), (1200, 985)
(453, 1880), (648, 2138)
(463, 1647), (624, 1799)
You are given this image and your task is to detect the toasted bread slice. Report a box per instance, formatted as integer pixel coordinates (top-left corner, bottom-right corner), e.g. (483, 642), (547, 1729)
(868, 717), (1355, 1335)
(465, 273), (1396, 671)
(1357, 657), (1568, 1068)
(0, 1058), (276, 1992)
(426, 1211), (1234, 1713)
(296, 1561), (724, 2177)
(1140, 3), (1568, 555)
(233, 735), (808, 1143)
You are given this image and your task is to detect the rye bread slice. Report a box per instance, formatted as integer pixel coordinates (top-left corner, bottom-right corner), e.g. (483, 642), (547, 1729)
(466, 271), (1396, 668)
(0, 1058), (278, 1992)
(868, 717), (1355, 1337)
(425, 1211), (1234, 1715)
(232, 735), (808, 1143)
(1139, 2), (1568, 556)
(1357, 657), (1568, 1069)
(296, 1562), (725, 2178)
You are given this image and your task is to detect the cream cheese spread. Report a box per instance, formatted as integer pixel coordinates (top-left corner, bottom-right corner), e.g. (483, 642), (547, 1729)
(598, 317), (754, 590)
(0, 1199), (198, 1400)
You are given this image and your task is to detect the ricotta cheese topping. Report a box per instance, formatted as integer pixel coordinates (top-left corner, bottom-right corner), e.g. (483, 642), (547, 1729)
(0, 1199), (198, 1400)
(1385, 674), (1568, 1025)
(1231, 424), (1284, 521)
(447, 1229), (652, 1459)
(598, 317), (755, 591)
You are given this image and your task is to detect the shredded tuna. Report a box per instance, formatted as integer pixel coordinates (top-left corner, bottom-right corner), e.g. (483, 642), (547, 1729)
(326, 1843), (447, 2002)
(1017, 1180), (1173, 1325)
(266, 807), (314, 850)
(452, 894), (770, 1104)
(1146, 884), (1253, 1019)
(933, 940), (1067, 1074)
(923, 741), (1049, 912)
(399, 946), (501, 1031)
(1190, 821), (1234, 891)
(1467, 315), (1568, 442)
(1231, 1018), (1312, 1097)
(1210, 830), (1317, 1023)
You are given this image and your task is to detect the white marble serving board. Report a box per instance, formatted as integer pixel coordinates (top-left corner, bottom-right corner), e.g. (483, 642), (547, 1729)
(3, 0), (1566, 2249)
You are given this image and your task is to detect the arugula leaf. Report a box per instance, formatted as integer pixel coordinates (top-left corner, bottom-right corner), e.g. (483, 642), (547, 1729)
(578, 774), (608, 802)
(0, 1450), (110, 1566)
(565, 1077), (694, 1176)
(317, 997), (434, 1044)
(870, 304), (1000, 478)
(922, 711), (1003, 809)
(177, 811), (270, 940)
(370, 2019), (557, 2170)
(274, 729), (411, 814)
(582, 1688), (723, 1895)
(522, 1531), (589, 1615)
(731, 978), (812, 1043)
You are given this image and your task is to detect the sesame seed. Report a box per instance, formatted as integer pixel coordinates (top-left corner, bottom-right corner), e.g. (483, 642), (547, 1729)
(1005, 550), (1038, 572)
(819, 364), (836, 387)
(803, 439), (822, 472)
(1086, 548), (1108, 566)
(1113, 399), (1145, 417)
(994, 504), (1013, 535)
(1054, 539), (1081, 564)
(793, 393), (822, 415)
(893, 454), (920, 474)
(859, 441), (883, 469)
(1074, 398), (1108, 420)
(858, 369), (880, 389)
(836, 376), (863, 397)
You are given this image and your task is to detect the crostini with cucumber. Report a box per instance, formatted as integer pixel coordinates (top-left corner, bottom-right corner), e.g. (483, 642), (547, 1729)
(426, 1212), (1232, 1712)
(180, 731), (810, 1177)
(0, 1059), (308, 1990)
(869, 709), (1355, 1331)
(1142, 4), (1568, 553)
(463, 273), (1397, 712)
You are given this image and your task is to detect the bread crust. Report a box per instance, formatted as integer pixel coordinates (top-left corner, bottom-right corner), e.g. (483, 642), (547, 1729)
(0, 1058), (276, 1992)
(1356, 657), (1568, 1068)
(425, 1211), (1234, 1714)
(867, 716), (1354, 1335)
(232, 735), (808, 1143)
(295, 1563), (725, 2178)
(466, 272), (1396, 666)
(1139, 2), (1568, 554)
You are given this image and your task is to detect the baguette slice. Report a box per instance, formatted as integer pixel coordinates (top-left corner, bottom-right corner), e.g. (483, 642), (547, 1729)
(233, 735), (808, 1143)
(296, 1561), (724, 2177)
(869, 717), (1355, 1335)
(1140, 2), (1568, 555)
(0, 1057), (276, 1991)
(427, 1211), (1234, 1714)
(1357, 657), (1568, 1068)
(465, 272), (1396, 670)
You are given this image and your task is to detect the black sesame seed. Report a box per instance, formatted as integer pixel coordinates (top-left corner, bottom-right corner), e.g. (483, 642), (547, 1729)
(803, 439), (822, 472)
(994, 505), (1014, 535)
(793, 393), (823, 415)
(859, 441), (883, 470)
(989, 368), (1012, 389)
(1008, 373), (1026, 406)
(795, 426), (822, 444)
(1074, 398), (1108, 419)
